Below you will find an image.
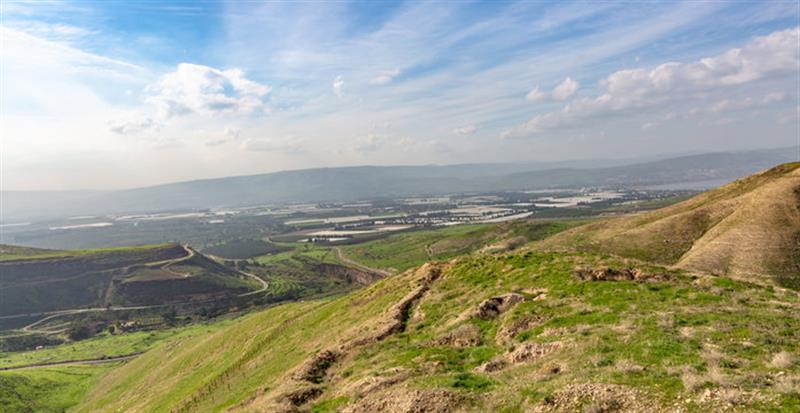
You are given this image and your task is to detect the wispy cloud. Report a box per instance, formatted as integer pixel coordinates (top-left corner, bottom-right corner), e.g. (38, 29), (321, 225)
(332, 75), (345, 97)
(242, 136), (305, 154)
(453, 124), (477, 136)
(505, 27), (800, 138)
(370, 69), (401, 85)
(4, 1), (799, 190)
(527, 77), (579, 102)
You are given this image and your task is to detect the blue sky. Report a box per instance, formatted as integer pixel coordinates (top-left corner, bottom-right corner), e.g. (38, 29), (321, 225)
(2, 0), (799, 190)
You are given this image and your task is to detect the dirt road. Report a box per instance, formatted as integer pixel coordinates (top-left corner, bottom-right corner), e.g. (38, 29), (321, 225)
(333, 247), (392, 277)
(0, 352), (144, 371)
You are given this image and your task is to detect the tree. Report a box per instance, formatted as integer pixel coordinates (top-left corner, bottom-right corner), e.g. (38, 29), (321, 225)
(163, 307), (178, 326)
(68, 322), (94, 341)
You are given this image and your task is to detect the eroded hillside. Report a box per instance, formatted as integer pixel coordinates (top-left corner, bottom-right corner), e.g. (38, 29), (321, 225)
(538, 163), (800, 288)
(75, 250), (800, 412)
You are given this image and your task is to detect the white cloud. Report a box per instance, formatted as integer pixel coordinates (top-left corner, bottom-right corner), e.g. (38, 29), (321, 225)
(332, 75), (345, 97)
(551, 77), (580, 100)
(206, 127), (242, 146)
(109, 118), (160, 135)
(242, 136), (305, 154)
(370, 69), (401, 85)
(506, 27), (800, 138)
(453, 124), (477, 136)
(525, 86), (547, 102)
(526, 77), (579, 101)
(8, 21), (94, 41)
(777, 106), (800, 125)
(709, 92), (786, 113)
(354, 134), (384, 152)
(146, 63), (270, 119)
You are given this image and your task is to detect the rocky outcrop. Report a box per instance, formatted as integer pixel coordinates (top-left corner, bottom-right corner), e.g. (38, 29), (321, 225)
(573, 267), (670, 282)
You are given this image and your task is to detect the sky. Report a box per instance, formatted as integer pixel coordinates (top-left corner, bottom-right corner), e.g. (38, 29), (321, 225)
(1, 0), (799, 190)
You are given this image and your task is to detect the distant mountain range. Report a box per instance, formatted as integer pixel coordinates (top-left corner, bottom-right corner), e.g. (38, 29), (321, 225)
(2, 146), (795, 221)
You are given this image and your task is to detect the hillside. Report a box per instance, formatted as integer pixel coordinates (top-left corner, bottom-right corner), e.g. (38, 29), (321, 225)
(2, 147), (793, 221)
(0, 244), (259, 318)
(73, 252), (800, 412)
(69, 168), (800, 413)
(538, 163), (800, 289)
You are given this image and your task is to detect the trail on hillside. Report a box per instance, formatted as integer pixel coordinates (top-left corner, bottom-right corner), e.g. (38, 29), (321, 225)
(0, 352), (144, 371)
(333, 247), (392, 277)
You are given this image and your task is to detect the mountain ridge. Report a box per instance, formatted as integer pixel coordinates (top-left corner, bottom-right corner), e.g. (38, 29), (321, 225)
(537, 162), (800, 288)
(2, 147), (795, 222)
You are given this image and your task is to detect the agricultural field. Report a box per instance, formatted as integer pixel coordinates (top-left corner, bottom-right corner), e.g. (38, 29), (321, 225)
(202, 239), (290, 260)
(339, 220), (582, 273)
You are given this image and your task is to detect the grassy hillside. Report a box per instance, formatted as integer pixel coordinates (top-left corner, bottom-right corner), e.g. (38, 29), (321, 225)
(0, 364), (115, 413)
(538, 163), (800, 288)
(340, 221), (581, 273)
(73, 248), (800, 412)
(11, 167), (799, 412)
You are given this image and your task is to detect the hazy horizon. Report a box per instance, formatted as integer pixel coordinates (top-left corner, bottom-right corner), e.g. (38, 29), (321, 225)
(3, 1), (800, 191)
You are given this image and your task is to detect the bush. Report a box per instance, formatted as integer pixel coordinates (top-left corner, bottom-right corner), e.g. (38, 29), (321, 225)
(68, 322), (95, 341)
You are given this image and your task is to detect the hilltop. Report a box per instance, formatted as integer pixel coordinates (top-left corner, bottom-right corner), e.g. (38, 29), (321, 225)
(538, 163), (800, 289)
(69, 166), (800, 413)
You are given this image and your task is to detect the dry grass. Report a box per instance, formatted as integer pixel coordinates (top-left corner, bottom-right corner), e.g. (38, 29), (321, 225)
(774, 375), (800, 394)
(536, 163), (800, 287)
(769, 351), (796, 369)
(682, 371), (708, 392)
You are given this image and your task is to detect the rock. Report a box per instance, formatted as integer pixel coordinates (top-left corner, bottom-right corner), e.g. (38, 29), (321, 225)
(507, 341), (562, 363)
(477, 293), (526, 320)
(573, 267), (670, 282)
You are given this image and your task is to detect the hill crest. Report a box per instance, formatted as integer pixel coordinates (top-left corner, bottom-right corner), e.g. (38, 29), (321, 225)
(538, 163), (800, 287)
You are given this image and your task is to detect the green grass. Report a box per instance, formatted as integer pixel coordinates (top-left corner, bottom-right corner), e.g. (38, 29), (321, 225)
(339, 224), (494, 272)
(337, 220), (580, 273)
(0, 364), (115, 413)
(71, 245), (800, 412)
(0, 243), (174, 262)
(0, 321), (233, 369)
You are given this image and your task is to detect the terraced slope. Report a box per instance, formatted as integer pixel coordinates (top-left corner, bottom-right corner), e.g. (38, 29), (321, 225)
(538, 163), (800, 288)
(0, 244), (258, 318)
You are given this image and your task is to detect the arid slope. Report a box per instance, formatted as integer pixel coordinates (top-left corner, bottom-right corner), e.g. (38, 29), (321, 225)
(538, 163), (800, 287)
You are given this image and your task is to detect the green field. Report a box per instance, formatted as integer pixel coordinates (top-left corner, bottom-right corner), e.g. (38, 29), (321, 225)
(202, 239), (290, 260)
(0, 243), (174, 262)
(0, 321), (233, 369)
(0, 319), (239, 413)
(1, 364), (116, 413)
(339, 221), (580, 272)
